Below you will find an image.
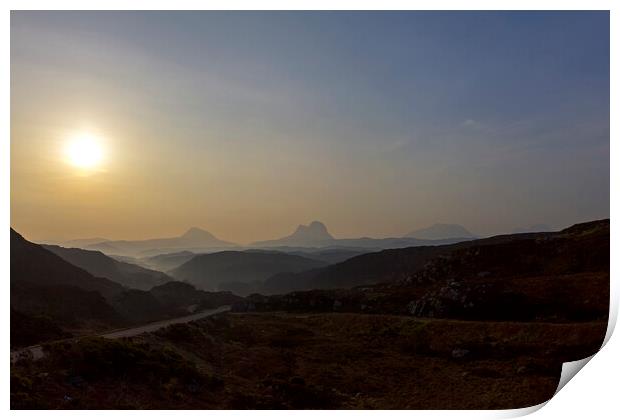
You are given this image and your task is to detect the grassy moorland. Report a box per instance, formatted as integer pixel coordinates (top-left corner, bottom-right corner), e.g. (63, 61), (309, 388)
(12, 312), (606, 409)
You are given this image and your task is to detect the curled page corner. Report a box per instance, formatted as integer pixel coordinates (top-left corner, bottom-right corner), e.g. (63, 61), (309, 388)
(554, 355), (595, 396)
(602, 296), (618, 347)
(495, 355), (596, 419)
(498, 314), (614, 418)
(548, 306), (615, 402)
(494, 401), (548, 418)
(538, 290), (619, 410)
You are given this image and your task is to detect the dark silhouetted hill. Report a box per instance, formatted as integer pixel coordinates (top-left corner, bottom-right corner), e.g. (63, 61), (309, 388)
(143, 250), (197, 272)
(332, 236), (468, 249)
(242, 219), (609, 323)
(11, 229), (128, 337)
(11, 229), (241, 346)
(261, 245), (444, 295)
(264, 247), (369, 264)
(260, 227), (578, 295)
(11, 229), (124, 298)
(170, 250), (327, 294)
(43, 244), (173, 290)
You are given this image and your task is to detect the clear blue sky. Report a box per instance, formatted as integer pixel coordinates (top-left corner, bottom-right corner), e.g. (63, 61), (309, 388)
(11, 11), (610, 242)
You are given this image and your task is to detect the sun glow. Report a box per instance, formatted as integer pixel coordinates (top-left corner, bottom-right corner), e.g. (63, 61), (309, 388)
(65, 133), (104, 169)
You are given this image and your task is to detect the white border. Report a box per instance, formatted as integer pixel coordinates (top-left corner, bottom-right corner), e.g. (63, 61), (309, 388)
(2, 2), (616, 419)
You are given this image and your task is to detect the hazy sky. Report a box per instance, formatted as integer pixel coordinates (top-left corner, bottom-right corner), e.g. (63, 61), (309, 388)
(11, 11), (609, 244)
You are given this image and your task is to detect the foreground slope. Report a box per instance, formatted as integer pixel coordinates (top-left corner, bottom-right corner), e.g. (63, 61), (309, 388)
(11, 312), (606, 409)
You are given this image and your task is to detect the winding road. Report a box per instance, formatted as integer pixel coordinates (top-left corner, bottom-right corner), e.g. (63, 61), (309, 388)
(10, 305), (231, 363)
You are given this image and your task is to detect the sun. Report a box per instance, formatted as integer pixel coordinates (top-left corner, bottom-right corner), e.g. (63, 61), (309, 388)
(65, 133), (104, 169)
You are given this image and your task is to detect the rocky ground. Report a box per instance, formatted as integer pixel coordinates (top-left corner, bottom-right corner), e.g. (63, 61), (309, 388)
(11, 312), (607, 409)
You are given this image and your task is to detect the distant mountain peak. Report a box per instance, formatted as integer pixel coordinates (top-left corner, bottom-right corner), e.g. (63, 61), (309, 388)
(251, 220), (334, 248)
(293, 221), (332, 237)
(181, 227), (216, 240)
(292, 221), (334, 240)
(406, 223), (475, 240)
(79, 227), (236, 256)
(512, 224), (552, 234)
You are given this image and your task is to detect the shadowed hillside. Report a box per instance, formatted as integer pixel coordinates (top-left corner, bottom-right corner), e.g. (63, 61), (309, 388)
(240, 220), (609, 323)
(10, 229), (242, 347)
(258, 224), (578, 295)
(43, 245), (173, 290)
(170, 251), (328, 295)
(11, 229), (124, 298)
(261, 246), (443, 295)
(143, 251), (197, 272)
